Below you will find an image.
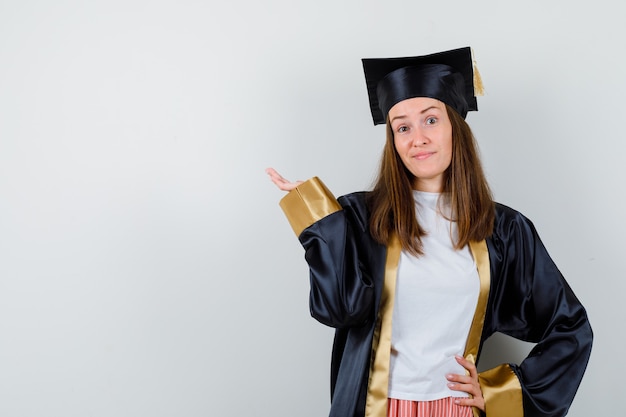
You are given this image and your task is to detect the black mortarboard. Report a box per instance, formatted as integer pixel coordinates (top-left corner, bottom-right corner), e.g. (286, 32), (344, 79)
(362, 47), (483, 124)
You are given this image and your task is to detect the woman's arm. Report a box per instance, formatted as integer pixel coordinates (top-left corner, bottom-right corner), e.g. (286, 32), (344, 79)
(268, 169), (378, 328)
(480, 207), (593, 417)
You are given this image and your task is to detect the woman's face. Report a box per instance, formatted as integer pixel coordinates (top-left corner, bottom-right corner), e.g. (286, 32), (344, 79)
(389, 97), (453, 192)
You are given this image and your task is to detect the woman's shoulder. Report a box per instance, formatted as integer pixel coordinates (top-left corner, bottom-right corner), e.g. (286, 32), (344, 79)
(494, 202), (533, 223)
(495, 202), (526, 219)
(338, 190), (371, 205)
(492, 202), (539, 240)
(336, 191), (373, 232)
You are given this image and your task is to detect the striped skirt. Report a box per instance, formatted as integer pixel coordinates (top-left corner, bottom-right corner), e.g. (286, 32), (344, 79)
(387, 397), (472, 417)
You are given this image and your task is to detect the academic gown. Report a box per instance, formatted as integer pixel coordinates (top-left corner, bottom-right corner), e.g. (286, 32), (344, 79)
(279, 177), (592, 417)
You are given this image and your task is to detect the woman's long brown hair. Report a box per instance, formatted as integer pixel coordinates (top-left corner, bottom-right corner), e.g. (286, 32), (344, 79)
(368, 105), (495, 256)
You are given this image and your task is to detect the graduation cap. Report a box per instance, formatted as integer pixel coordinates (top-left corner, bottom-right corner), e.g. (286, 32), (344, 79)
(362, 47), (484, 124)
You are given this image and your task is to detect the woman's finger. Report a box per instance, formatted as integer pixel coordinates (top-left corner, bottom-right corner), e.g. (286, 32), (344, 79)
(265, 167), (303, 191)
(265, 167), (283, 181)
(445, 355), (485, 411)
(454, 355), (478, 378)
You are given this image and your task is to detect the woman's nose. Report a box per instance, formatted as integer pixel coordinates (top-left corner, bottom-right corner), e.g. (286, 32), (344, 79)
(411, 130), (428, 146)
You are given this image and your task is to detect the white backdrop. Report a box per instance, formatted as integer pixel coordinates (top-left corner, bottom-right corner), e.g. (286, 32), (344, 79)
(0, 1), (622, 416)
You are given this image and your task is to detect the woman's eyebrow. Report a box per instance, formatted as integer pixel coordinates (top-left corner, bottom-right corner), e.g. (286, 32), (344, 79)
(390, 114), (408, 124)
(390, 106), (440, 124)
(420, 106), (439, 114)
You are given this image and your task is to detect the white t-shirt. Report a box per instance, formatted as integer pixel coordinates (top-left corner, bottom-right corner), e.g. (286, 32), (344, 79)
(387, 191), (479, 401)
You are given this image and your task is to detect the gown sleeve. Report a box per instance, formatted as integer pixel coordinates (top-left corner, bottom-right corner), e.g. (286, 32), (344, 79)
(478, 205), (593, 417)
(279, 177), (377, 328)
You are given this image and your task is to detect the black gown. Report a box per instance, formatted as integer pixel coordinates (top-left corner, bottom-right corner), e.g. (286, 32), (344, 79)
(278, 177), (592, 417)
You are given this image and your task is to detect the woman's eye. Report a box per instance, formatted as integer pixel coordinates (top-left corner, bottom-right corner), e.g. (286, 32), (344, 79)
(397, 126), (408, 133)
(426, 117), (437, 125)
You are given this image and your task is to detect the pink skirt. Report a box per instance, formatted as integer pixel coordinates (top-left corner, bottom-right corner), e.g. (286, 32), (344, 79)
(387, 397), (473, 417)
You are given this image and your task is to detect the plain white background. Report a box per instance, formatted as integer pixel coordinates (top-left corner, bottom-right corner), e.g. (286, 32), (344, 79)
(0, 1), (622, 415)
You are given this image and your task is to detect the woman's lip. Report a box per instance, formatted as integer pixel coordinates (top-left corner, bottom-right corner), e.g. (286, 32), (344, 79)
(413, 151), (434, 160)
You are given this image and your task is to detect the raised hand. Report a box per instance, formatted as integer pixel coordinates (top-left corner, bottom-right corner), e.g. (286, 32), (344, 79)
(265, 167), (304, 192)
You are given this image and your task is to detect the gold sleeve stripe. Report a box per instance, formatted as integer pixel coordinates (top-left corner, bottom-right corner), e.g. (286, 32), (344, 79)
(278, 177), (342, 237)
(478, 364), (523, 417)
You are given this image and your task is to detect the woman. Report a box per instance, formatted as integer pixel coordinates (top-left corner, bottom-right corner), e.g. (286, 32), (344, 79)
(266, 47), (592, 417)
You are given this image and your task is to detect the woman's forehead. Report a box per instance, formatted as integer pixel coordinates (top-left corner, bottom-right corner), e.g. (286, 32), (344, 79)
(389, 97), (446, 116)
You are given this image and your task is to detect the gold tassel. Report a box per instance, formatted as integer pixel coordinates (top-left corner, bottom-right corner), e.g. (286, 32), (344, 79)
(471, 48), (485, 96)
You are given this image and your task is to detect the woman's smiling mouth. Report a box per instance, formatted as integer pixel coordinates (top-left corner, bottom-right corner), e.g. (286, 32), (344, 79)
(413, 151), (435, 160)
